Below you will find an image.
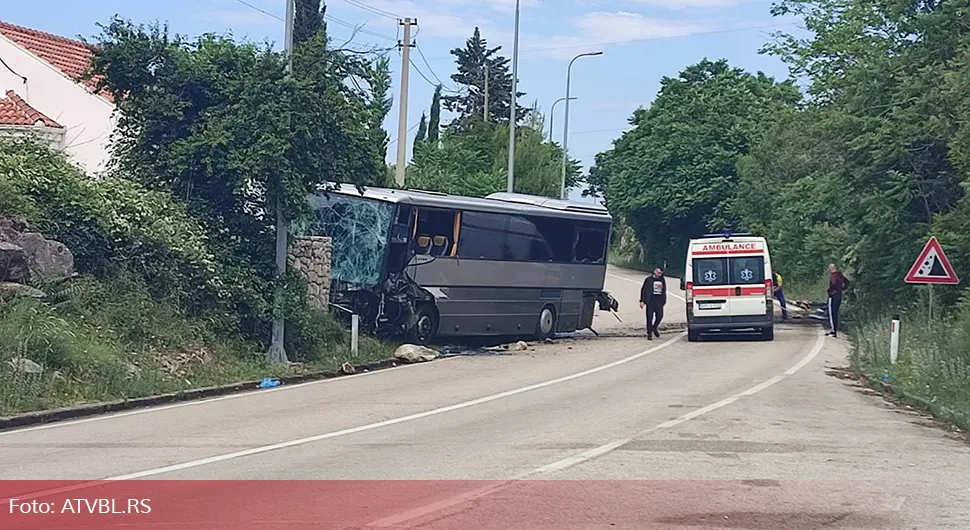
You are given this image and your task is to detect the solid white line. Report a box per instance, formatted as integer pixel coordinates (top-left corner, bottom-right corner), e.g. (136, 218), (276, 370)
(0, 358), (444, 438)
(361, 327), (829, 528)
(607, 272), (687, 302)
(0, 332), (685, 505)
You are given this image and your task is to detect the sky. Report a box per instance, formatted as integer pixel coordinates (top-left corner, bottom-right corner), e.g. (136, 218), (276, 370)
(3, 0), (804, 201)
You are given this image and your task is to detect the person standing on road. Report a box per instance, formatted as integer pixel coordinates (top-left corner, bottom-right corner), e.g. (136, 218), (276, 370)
(639, 267), (667, 340)
(826, 264), (849, 338)
(773, 271), (788, 321)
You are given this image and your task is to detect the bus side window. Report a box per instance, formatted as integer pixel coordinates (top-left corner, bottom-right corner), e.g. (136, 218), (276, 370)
(531, 216), (573, 262)
(458, 211), (506, 260)
(573, 226), (608, 264)
(414, 208), (458, 257)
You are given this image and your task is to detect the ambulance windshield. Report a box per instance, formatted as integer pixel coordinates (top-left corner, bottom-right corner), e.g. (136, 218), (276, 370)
(693, 257), (765, 286)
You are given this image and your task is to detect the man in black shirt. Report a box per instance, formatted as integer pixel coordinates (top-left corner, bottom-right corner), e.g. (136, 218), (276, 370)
(639, 267), (667, 340)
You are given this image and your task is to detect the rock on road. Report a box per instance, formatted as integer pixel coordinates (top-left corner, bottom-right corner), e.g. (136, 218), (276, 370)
(1, 266), (969, 529)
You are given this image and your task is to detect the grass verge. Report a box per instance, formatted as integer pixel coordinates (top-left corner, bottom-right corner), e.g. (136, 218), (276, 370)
(849, 309), (970, 432)
(0, 273), (394, 416)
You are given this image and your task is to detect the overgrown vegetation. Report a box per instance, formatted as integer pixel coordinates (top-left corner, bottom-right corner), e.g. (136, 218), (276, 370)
(0, 0), (396, 416)
(589, 0), (970, 425)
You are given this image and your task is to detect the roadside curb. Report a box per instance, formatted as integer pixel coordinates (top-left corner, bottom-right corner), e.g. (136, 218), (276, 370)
(852, 366), (969, 433)
(0, 358), (402, 432)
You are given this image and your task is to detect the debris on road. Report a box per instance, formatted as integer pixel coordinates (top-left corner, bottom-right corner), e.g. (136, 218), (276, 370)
(512, 341), (529, 351)
(257, 377), (281, 389)
(394, 344), (438, 363)
(341, 362), (356, 375)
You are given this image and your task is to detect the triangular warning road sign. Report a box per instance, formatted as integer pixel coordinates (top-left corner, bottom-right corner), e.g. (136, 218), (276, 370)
(905, 236), (960, 285)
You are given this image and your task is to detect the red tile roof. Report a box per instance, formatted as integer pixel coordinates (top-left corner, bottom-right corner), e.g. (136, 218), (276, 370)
(0, 90), (63, 128)
(0, 20), (112, 102)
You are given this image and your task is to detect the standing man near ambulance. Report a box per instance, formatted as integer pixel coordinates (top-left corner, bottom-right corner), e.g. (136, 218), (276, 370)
(639, 267), (667, 340)
(826, 263), (849, 338)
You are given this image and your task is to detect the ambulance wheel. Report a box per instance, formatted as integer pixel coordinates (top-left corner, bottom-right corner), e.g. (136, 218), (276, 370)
(761, 326), (774, 341)
(535, 305), (557, 340)
(687, 329), (700, 342)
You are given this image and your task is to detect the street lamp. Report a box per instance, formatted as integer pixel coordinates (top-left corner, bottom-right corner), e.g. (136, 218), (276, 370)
(561, 51), (603, 200)
(507, 0), (520, 193)
(548, 96), (576, 141)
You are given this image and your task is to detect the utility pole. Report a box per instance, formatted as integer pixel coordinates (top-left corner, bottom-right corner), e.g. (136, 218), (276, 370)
(267, 0), (296, 364)
(394, 17), (416, 188)
(483, 64), (489, 122)
(506, 0), (520, 193)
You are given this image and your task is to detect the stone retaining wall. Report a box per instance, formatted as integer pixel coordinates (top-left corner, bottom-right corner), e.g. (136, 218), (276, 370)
(288, 236), (332, 311)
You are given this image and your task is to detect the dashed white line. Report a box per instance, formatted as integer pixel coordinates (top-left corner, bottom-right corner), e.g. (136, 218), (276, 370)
(362, 327), (828, 528)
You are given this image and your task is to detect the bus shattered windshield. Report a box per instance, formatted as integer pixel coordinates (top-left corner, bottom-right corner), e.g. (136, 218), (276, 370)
(304, 192), (395, 290)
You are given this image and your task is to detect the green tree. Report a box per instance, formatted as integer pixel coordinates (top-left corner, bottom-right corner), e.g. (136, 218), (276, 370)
(406, 119), (580, 198)
(589, 59), (799, 265)
(428, 84), (442, 144)
(87, 18), (389, 354)
(746, 0), (970, 302)
(442, 27), (525, 128)
(294, 0), (325, 45)
(414, 113), (428, 145)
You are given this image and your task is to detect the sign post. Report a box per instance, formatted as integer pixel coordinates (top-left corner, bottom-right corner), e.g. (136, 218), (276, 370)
(904, 236), (959, 329)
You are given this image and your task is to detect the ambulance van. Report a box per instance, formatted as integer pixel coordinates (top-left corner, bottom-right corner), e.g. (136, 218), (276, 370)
(679, 231), (775, 342)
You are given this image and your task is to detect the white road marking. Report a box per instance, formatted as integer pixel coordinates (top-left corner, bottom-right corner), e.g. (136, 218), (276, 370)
(363, 327), (828, 528)
(524, 327), (826, 476)
(0, 358), (447, 438)
(0, 333), (686, 506)
(607, 272), (687, 302)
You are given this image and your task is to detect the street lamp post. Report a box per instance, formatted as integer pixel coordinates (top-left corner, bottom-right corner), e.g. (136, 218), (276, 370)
(548, 96), (576, 142)
(507, 0), (520, 193)
(561, 51), (603, 200)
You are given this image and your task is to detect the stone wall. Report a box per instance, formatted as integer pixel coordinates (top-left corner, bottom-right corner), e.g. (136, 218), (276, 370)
(288, 236), (332, 311)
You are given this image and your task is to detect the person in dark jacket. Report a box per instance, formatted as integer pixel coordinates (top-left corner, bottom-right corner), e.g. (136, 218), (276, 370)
(639, 268), (667, 340)
(826, 264), (849, 338)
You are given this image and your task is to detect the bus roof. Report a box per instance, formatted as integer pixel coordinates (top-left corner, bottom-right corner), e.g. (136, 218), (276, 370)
(316, 184), (613, 222)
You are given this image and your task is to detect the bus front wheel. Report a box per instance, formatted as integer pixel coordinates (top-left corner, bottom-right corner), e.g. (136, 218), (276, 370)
(535, 305), (557, 340)
(410, 304), (438, 345)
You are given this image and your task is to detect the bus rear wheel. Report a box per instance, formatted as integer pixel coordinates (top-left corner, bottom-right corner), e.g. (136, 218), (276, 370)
(409, 304), (438, 345)
(535, 305), (557, 340)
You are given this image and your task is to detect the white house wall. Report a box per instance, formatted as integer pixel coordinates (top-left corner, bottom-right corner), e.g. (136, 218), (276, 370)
(0, 35), (115, 175)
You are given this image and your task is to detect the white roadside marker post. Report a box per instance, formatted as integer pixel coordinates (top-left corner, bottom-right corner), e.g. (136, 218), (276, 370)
(890, 314), (900, 365)
(351, 314), (360, 357)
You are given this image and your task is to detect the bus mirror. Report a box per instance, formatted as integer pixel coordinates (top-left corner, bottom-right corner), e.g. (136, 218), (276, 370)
(679, 278), (685, 291)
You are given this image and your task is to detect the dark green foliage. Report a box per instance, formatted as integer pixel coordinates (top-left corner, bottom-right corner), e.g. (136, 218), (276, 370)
(442, 27), (525, 128)
(588, 59), (799, 266)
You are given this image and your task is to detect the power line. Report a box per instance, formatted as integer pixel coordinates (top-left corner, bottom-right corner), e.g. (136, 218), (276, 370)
(409, 57), (439, 89)
(231, 0), (282, 21)
(339, 0), (400, 20)
(228, 0), (395, 42)
(388, 120), (422, 146)
(414, 43), (448, 88)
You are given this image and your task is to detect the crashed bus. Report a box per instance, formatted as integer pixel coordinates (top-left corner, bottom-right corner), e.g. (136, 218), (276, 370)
(300, 185), (619, 344)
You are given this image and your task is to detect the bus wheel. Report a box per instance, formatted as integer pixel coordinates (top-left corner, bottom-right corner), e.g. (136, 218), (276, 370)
(410, 305), (438, 345)
(536, 305), (557, 340)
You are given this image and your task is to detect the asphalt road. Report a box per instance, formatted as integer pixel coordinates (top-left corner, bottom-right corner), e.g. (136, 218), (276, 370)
(1, 267), (969, 529)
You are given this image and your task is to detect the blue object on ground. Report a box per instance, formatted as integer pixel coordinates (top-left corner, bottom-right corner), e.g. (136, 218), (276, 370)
(258, 377), (281, 389)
